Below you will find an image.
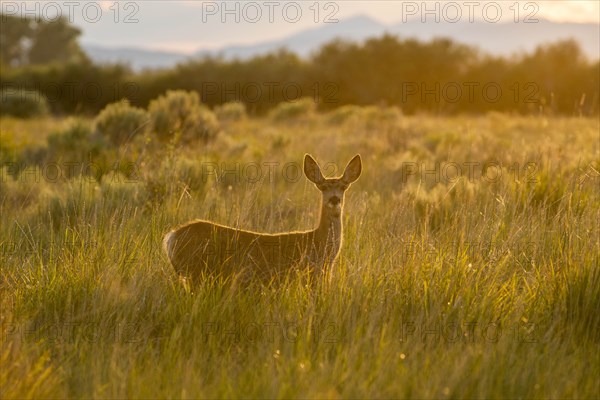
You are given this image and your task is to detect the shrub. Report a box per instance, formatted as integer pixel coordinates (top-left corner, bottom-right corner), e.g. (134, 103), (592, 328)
(326, 105), (363, 125)
(0, 166), (56, 210)
(94, 100), (149, 145)
(0, 130), (18, 164)
(46, 119), (108, 179)
(182, 107), (220, 142)
(362, 106), (402, 129)
(0, 89), (49, 119)
(215, 101), (247, 122)
(325, 105), (402, 128)
(48, 119), (95, 150)
(269, 97), (316, 122)
(148, 90), (220, 142)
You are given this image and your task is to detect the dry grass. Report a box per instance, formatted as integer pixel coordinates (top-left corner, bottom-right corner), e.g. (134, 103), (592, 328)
(1, 110), (599, 398)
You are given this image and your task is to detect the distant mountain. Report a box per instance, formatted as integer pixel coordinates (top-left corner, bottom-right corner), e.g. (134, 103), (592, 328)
(83, 15), (599, 70)
(196, 15), (386, 59)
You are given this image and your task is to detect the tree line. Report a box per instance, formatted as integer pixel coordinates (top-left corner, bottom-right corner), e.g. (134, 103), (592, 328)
(1, 14), (598, 116)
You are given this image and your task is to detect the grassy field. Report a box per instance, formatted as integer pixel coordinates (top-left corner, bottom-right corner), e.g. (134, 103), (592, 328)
(1, 109), (599, 398)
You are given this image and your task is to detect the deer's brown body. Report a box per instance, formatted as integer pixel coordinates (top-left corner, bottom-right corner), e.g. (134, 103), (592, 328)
(163, 154), (362, 283)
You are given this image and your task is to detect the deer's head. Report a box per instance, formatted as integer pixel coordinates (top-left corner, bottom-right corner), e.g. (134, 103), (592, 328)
(304, 154), (362, 218)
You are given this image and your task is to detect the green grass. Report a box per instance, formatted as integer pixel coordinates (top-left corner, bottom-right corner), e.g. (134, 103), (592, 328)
(1, 111), (599, 398)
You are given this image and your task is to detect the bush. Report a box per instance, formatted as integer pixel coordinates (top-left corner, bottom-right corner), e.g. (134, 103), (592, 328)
(0, 89), (49, 119)
(48, 119), (94, 150)
(46, 119), (109, 179)
(325, 105), (402, 128)
(215, 101), (247, 122)
(362, 106), (402, 128)
(94, 100), (149, 145)
(326, 105), (363, 125)
(269, 97), (316, 122)
(0, 130), (18, 164)
(0, 166), (56, 210)
(148, 90), (220, 142)
(182, 108), (220, 142)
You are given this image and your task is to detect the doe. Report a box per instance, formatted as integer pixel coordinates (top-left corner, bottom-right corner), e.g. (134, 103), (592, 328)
(163, 154), (362, 283)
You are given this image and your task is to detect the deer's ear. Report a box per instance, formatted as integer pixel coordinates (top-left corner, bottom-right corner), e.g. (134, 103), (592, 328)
(304, 154), (324, 185)
(342, 155), (362, 184)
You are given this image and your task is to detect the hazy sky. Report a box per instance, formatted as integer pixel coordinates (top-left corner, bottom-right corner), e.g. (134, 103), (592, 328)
(3, 1), (599, 53)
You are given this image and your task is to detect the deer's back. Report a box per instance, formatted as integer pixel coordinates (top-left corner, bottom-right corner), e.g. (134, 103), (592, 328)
(165, 220), (318, 281)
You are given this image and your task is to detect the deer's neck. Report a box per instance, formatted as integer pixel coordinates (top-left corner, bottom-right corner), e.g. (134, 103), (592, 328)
(315, 202), (343, 244)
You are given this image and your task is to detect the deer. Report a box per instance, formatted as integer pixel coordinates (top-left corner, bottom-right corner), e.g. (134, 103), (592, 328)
(163, 154), (362, 284)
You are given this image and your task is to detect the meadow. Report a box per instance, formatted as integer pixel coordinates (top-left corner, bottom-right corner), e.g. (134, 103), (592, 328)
(1, 100), (599, 398)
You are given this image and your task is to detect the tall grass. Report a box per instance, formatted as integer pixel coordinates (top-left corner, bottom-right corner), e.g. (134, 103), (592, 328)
(1, 112), (599, 398)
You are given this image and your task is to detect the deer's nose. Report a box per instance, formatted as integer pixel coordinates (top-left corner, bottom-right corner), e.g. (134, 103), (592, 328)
(329, 196), (341, 205)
